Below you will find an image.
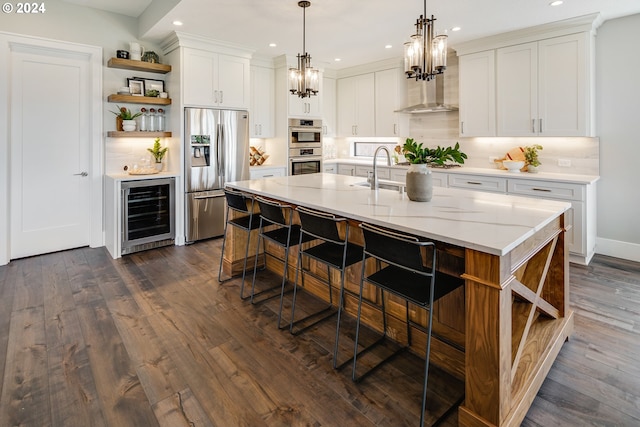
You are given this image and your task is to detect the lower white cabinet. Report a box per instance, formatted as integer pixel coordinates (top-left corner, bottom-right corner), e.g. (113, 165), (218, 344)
(324, 163), (337, 174)
(448, 174), (507, 193)
(507, 179), (592, 262)
(338, 164), (356, 176)
(249, 166), (286, 179)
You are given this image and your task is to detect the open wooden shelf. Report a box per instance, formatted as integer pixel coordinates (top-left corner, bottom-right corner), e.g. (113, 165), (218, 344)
(107, 94), (171, 105)
(107, 57), (171, 74)
(107, 131), (172, 138)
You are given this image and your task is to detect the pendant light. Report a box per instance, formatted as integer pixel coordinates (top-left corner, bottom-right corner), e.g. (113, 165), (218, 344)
(403, 0), (447, 81)
(289, 1), (319, 98)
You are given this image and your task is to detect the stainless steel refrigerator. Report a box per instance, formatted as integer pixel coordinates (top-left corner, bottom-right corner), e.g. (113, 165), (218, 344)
(184, 108), (250, 243)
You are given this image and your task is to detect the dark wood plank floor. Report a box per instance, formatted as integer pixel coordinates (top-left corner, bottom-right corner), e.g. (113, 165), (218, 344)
(0, 240), (638, 426)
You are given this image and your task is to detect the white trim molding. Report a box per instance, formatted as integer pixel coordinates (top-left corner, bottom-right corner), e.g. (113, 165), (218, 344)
(595, 237), (640, 263)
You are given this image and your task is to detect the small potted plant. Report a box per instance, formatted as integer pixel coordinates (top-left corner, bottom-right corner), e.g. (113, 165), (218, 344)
(523, 144), (543, 173)
(110, 105), (142, 131)
(147, 138), (168, 171)
(402, 138), (468, 202)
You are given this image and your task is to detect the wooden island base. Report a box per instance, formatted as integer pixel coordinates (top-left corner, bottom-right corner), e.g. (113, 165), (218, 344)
(223, 175), (573, 427)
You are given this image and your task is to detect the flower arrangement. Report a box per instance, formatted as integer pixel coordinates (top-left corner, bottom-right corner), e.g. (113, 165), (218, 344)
(147, 138), (168, 163)
(523, 144), (543, 167)
(110, 105), (142, 120)
(402, 138), (468, 165)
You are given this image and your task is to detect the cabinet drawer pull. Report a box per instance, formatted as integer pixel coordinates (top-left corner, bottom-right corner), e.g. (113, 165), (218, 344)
(466, 181), (483, 185)
(532, 187), (551, 192)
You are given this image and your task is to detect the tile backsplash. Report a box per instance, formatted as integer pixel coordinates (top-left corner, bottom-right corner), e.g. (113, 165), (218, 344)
(408, 113), (599, 175)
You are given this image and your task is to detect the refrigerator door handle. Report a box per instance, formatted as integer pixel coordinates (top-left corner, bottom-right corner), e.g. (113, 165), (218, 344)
(218, 123), (225, 185)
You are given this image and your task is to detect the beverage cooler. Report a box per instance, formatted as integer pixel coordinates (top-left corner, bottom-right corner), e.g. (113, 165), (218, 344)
(121, 177), (175, 255)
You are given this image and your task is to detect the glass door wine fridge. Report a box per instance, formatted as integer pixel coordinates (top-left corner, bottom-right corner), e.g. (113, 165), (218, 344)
(121, 178), (175, 255)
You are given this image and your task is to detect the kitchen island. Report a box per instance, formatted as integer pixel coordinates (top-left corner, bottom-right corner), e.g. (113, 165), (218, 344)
(224, 173), (573, 427)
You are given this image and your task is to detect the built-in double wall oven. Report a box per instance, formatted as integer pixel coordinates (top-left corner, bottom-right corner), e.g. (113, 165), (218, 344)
(288, 118), (322, 175)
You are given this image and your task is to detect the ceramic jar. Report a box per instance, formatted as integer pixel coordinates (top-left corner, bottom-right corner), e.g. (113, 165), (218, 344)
(406, 163), (433, 202)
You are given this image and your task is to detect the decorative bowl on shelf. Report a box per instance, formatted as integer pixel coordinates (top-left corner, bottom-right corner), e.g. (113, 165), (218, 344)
(502, 160), (525, 173)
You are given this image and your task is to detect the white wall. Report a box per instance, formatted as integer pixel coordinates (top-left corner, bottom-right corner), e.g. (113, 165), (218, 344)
(595, 13), (640, 261)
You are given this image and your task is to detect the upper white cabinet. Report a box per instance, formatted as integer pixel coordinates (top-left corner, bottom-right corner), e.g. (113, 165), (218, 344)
(250, 64), (275, 137)
(183, 47), (250, 109)
(322, 76), (336, 136)
(337, 73), (375, 137)
(459, 50), (496, 137)
(496, 33), (589, 136)
(374, 68), (407, 137)
(456, 14), (599, 137)
(290, 90), (321, 117)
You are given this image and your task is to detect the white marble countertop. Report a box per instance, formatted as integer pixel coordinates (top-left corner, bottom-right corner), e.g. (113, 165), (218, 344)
(226, 173), (571, 256)
(324, 158), (599, 185)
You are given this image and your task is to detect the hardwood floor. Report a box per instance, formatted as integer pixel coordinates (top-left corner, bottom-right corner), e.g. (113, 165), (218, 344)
(0, 240), (638, 426)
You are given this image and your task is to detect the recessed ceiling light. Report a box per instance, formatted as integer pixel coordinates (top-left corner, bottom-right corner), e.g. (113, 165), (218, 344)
(172, 20), (183, 26)
(269, 43), (277, 47)
(549, 0), (563, 6)
(385, 44), (392, 49)
(334, 58), (341, 62)
(451, 26), (461, 32)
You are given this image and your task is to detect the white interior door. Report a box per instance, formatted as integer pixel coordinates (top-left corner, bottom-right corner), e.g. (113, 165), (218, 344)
(10, 47), (91, 259)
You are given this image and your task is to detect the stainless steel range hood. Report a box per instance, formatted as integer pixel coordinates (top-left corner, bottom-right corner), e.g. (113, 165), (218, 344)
(395, 73), (458, 114)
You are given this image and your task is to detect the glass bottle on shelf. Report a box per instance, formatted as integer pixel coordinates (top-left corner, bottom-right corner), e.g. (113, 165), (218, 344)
(138, 108), (148, 131)
(157, 108), (165, 131)
(148, 108), (157, 132)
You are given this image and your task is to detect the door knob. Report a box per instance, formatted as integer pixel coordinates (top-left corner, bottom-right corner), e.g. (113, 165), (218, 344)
(74, 172), (88, 177)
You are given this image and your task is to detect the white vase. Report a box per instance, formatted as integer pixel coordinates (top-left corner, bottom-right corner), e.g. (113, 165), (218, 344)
(122, 119), (136, 131)
(406, 163), (433, 202)
(528, 164), (539, 173)
(154, 161), (163, 172)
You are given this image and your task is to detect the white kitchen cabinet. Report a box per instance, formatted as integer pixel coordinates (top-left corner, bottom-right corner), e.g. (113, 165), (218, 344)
(337, 73), (375, 137)
(289, 73), (322, 117)
(250, 65), (275, 137)
(431, 171), (448, 188)
(448, 174), (507, 193)
(183, 48), (250, 109)
(389, 168), (407, 183)
(459, 50), (496, 137)
(322, 76), (336, 136)
(323, 163), (337, 174)
(496, 33), (591, 136)
(337, 164), (356, 176)
(355, 165), (390, 180)
(508, 179), (589, 259)
(249, 166), (286, 179)
(375, 68), (407, 137)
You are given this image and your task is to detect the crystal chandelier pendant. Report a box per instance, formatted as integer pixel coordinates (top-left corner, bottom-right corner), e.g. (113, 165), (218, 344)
(403, 0), (447, 81)
(289, 1), (319, 98)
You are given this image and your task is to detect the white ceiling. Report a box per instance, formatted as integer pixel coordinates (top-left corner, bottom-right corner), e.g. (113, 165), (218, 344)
(64, 0), (640, 69)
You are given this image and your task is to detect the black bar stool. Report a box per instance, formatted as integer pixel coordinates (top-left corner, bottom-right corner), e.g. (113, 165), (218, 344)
(250, 196), (314, 329)
(217, 188), (260, 300)
(353, 222), (464, 427)
(290, 206), (364, 369)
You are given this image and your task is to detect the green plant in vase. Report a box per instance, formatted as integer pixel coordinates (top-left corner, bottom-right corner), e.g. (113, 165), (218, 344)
(402, 138), (468, 165)
(147, 138), (168, 171)
(110, 105), (142, 131)
(401, 139), (468, 202)
(523, 144), (543, 172)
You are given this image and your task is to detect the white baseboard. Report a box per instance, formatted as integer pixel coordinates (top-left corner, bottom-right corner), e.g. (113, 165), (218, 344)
(595, 237), (640, 263)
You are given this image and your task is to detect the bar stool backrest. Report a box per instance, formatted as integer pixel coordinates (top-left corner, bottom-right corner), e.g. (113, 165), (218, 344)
(296, 206), (344, 244)
(224, 188), (251, 213)
(256, 197), (289, 227)
(360, 223), (432, 273)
